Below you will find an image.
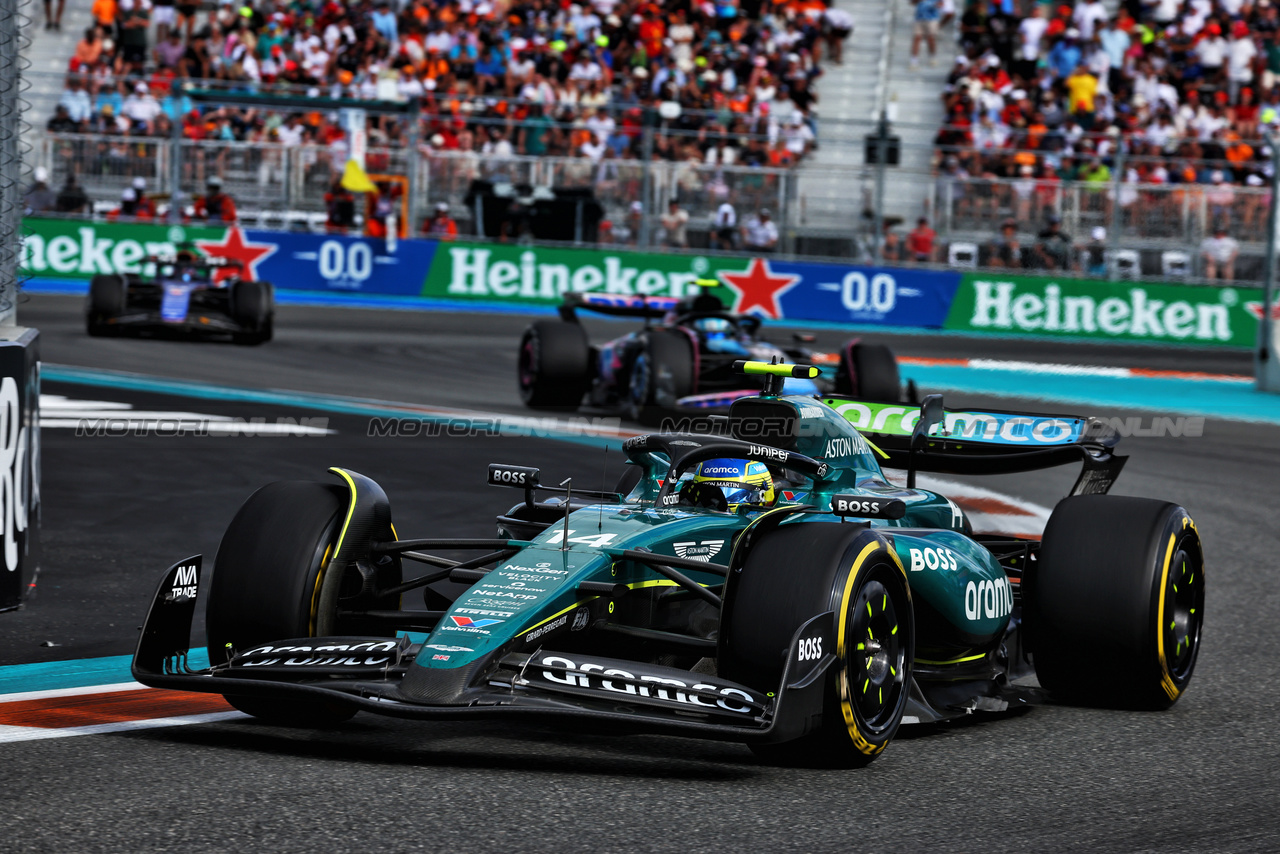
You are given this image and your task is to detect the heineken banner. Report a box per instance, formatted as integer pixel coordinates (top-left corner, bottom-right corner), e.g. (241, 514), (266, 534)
(21, 218), (1263, 347)
(945, 273), (1265, 348)
(20, 218), (958, 329)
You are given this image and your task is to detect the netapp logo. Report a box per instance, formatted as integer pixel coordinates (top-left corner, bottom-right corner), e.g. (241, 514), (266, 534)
(535, 655), (758, 715)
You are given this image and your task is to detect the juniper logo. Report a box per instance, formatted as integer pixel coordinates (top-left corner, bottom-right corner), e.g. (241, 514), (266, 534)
(964, 280), (1236, 342)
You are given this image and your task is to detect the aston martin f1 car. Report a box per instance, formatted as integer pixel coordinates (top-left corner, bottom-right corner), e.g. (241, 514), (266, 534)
(86, 250), (273, 345)
(133, 361), (1204, 767)
(517, 291), (909, 422)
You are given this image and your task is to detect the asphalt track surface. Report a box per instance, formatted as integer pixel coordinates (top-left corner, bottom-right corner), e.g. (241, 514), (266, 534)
(1, 294), (1278, 852)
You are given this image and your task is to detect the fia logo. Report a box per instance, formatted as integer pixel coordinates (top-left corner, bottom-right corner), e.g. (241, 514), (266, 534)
(673, 540), (725, 562)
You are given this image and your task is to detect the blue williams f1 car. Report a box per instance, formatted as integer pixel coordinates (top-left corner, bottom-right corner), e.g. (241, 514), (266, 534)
(133, 361), (1204, 767)
(86, 249), (273, 345)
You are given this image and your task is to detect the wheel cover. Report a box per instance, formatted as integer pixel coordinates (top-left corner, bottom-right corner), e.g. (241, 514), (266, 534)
(844, 575), (908, 733)
(1161, 542), (1204, 686)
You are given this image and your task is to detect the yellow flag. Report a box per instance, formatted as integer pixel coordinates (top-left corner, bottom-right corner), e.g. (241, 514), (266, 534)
(341, 159), (378, 193)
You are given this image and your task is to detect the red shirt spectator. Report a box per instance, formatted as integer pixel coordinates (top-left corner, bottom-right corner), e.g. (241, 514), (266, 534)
(906, 218), (936, 262)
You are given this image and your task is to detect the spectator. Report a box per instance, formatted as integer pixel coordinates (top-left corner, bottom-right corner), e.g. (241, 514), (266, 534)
(47, 105), (77, 134)
(193, 175), (236, 223)
(713, 200), (737, 250)
(1082, 226), (1107, 277)
(988, 218), (1024, 268)
(72, 28), (104, 70)
(1036, 215), (1072, 270)
(23, 167), (56, 215)
(58, 76), (92, 127)
(823, 6), (854, 65)
(122, 82), (161, 135)
(116, 0), (151, 75)
(880, 222), (903, 262)
(911, 0), (943, 70)
(324, 178), (356, 232)
(55, 173), (89, 214)
(660, 200), (690, 248)
(44, 0), (64, 30)
(1201, 223), (1239, 280)
(906, 217), (936, 263)
(742, 208), (779, 252)
(423, 202), (458, 240)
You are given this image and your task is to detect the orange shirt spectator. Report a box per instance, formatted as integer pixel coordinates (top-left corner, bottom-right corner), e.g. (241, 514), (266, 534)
(91, 0), (117, 27)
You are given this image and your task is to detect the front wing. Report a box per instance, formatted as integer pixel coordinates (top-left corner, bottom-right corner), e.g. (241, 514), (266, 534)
(133, 557), (837, 743)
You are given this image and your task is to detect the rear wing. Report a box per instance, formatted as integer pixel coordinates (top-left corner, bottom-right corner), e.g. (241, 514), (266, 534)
(558, 292), (678, 321)
(822, 395), (1126, 496)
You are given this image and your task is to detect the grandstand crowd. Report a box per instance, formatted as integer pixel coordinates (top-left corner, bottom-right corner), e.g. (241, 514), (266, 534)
(934, 0), (1280, 195)
(50, 0), (854, 167)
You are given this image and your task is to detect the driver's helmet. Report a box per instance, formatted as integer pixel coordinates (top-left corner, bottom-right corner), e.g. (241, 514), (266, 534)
(694, 317), (733, 347)
(175, 249), (197, 264)
(691, 458), (776, 510)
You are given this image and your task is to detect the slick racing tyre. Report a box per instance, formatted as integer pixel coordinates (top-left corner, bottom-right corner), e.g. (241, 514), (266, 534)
(720, 522), (914, 767)
(231, 280), (274, 345)
(518, 320), (590, 410)
(1027, 495), (1205, 710)
(835, 341), (901, 402)
(626, 330), (693, 426)
(87, 274), (126, 336)
(207, 481), (398, 725)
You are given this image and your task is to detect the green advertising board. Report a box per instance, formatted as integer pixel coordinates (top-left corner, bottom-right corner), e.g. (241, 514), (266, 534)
(22, 218), (227, 278)
(944, 273), (1263, 347)
(421, 241), (738, 307)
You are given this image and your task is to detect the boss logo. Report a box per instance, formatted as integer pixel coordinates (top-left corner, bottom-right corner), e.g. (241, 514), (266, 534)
(488, 464), (539, 487)
(831, 495), (906, 519)
(909, 546), (959, 572)
(797, 636), (823, 661)
(834, 497), (880, 515)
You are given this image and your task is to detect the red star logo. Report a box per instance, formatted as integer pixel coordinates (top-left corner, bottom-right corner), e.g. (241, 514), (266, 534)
(1246, 301), (1280, 321)
(719, 258), (800, 319)
(195, 227), (276, 283)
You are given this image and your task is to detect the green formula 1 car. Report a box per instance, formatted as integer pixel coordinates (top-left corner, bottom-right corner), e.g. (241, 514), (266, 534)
(133, 361), (1205, 767)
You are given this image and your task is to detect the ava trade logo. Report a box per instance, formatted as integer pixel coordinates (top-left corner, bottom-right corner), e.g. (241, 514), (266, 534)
(449, 615), (502, 629)
(719, 258), (801, 319)
(196, 227), (277, 283)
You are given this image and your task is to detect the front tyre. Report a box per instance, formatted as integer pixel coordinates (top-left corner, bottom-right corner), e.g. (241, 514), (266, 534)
(231, 280), (274, 345)
(207, 481), (358, 725)
(835, 341), (901, 401)
(720, 523), (914, 767)
(1027, 495), (1205, 710)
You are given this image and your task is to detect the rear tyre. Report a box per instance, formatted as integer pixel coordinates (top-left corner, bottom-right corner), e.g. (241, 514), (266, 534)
(207, 481), (363, 725)
(518, 321), (590, 410)
(1027, 495), (1205, 710)
(87, 274), (126, 336)
(231, 280), (274, 345)
(836, 341), (901, 401)
(720, 523), (914, 767)
(626, 330), (694, 426)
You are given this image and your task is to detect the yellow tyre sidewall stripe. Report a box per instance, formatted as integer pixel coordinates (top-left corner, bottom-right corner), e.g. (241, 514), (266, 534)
(836, 538), (903, 757)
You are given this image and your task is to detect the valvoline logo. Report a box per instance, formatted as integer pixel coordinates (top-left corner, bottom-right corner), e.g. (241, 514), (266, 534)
(450, 615), (501, 628)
